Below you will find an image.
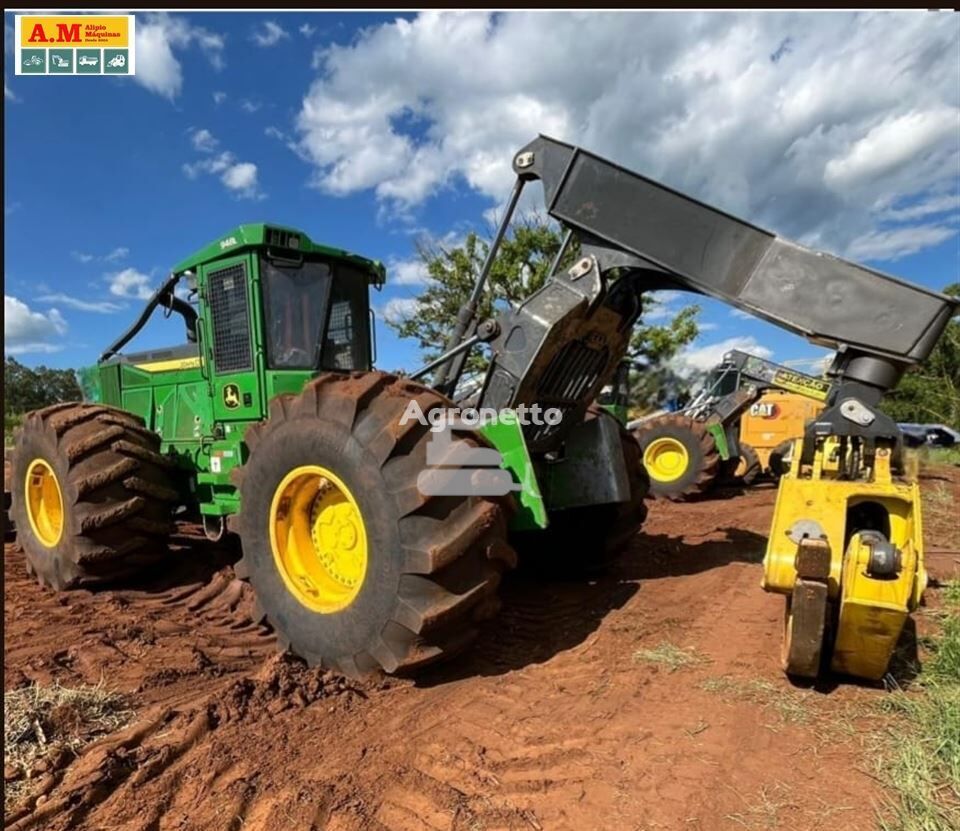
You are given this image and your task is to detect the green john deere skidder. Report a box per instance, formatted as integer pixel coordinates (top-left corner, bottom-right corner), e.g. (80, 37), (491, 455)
(9, 137), (956, 680)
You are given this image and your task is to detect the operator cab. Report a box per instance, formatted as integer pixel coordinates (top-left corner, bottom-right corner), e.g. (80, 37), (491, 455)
(96, 224), (383, 377)
(260, 254), (371, 372)
(87, 225), (384, 423)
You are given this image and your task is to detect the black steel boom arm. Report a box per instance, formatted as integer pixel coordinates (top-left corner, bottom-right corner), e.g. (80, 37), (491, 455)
(512, 135), (956, 393)
(99, 273), (197, 362)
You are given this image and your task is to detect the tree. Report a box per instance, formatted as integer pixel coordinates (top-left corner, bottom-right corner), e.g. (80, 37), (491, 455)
(880, 282), (960, 429)
(387, 216), (700, 408)
(4, 357), (82, 415)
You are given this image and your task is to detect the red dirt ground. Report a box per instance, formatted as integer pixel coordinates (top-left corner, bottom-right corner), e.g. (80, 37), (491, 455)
(4, 468), (959, 831)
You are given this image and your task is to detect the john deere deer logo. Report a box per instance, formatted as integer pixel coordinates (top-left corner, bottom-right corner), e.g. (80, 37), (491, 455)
(223, 384), (241, 409)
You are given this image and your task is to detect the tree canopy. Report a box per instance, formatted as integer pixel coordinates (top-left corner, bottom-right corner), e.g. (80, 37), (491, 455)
(386, 216), (701, 410)
(880, 282), (960, 429)
(4, 357), (82, 415)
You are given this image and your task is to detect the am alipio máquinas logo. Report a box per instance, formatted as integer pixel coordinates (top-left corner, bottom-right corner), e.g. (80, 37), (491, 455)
(14, 15), (136, 76)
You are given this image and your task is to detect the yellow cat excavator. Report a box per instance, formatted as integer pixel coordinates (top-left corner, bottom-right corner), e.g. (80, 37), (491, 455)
(630, 350), (832, 498)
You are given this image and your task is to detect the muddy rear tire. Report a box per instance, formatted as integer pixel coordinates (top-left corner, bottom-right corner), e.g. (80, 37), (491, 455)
(233, 372), (517, 677)
(734, 443), (761, 486)
(630, 414), (719, 500)
(513, 409), (649, 576)
(3, 448), (13, 541)
(10, 403), (178, 589)
(769, 440), (795, 479)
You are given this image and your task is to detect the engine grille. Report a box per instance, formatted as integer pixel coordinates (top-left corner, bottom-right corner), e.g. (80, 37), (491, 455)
(525, 339), (609, 446)
(208, 263), (252, 374)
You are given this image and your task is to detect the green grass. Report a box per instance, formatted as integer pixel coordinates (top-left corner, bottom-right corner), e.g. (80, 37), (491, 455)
(875, 582), (960, 831)
(632, 642), (709, 672)
(944, 581), (960, 608)
(922, 445), (960, 466)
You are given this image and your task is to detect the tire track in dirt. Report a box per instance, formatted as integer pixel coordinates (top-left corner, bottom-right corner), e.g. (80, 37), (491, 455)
(6, 472), (959, 830)
(5, 524), (276, 709)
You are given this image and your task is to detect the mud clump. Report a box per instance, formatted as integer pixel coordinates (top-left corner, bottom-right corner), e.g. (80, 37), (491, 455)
(211, 654), (365, 724)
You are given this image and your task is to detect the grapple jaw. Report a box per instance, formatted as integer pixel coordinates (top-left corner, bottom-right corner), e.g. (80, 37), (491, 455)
(763, 440), (925, 681)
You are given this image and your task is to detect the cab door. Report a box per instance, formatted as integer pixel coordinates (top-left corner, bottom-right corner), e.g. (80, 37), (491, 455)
(200, 254), (265, 423)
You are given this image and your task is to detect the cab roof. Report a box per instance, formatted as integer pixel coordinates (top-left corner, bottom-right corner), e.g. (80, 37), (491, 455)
(172, 223), (386, 284)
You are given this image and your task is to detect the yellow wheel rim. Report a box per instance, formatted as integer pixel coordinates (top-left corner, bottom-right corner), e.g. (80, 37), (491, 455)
(24, 458), (64, 548)
(269, 465), (368, 614)
(643, 437), (690, 483)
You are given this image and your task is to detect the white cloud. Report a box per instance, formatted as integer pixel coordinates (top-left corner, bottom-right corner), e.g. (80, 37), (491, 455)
(190, 128), (219, 152)
(5, 295), (68, 354)
(389, 258), (430, 286)
(183, 133), (264, 200)
(781, 355), (832, 374)
(672, 336), (773, 377)
(879, 194), (960, 222)
(294, 12), (960, 260)
(135, 13), (226, 100)
(72, 247), (129, 264)
(221, 163), (259, 195)
(36, 293), (123, 313)
(299, 23), (317, 38)
(252, 21), (290, 47)
(380, 297), (420, 325)
(213, 90), (227, 105)
(104, 246), (129, 263)
(240, 99), (262, 114)
(183, 152), (231, 178)
(846, 224), (958, 261)
(107, 268), (154, 300)
(730, 308), (755, 320)
(5, 342), (63, 356)
(824, 108), (959, 190)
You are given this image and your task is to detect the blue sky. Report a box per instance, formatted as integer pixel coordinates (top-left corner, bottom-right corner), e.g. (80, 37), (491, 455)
(5, 11), (959, 378)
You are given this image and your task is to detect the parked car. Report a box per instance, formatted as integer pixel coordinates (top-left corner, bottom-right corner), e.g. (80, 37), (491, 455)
(898, 423), (960, 448)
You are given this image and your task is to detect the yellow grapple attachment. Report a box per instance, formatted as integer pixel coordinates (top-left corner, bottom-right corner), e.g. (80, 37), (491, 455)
(762, 439), (926, 681)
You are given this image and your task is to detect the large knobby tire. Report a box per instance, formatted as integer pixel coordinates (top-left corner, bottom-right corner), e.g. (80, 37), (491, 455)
(233, 372), (517, 677)
(768, 439), (795, 479)
(734, 443), (761, 486)
(513, 408), (649, 576)
(630, 414), (719, 500)
(4, 447), (13, 541)
(10, 403), (178, 589)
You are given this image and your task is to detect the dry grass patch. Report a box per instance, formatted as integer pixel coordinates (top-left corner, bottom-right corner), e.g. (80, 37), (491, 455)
(4, 682), (135, 814)
(633, 642), (709, 672)
(700, 676), (811, 726)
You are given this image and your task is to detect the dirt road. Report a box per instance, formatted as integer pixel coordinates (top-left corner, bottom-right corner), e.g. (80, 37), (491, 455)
(5, 470), (958, 831)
